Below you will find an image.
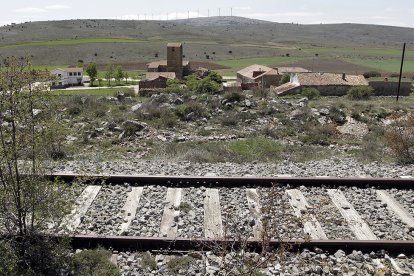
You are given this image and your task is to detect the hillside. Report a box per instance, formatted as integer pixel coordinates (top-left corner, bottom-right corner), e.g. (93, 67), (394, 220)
(0, 16), (413, 72)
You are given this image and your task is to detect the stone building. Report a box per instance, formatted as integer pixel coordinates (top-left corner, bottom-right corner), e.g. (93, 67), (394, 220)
(273, 72), (369, 96)
(145, 43), (190, 80)
(237, 64), (309, 90)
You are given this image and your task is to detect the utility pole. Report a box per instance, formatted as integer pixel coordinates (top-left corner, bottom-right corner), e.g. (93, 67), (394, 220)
(397, 42), (406, 102)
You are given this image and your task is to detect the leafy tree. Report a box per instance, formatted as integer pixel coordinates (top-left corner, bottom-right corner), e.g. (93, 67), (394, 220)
(105, 64), (115, 86)
(86, 62), (98, 86)
(0, 56), (71, 274)
(115, 66), (124, 84)
(124, 71), (129, 85)
(185, 73), (222, 93)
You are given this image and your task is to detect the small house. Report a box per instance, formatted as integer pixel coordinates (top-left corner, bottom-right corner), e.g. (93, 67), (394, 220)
(139, 72), (176, 90)
(51, 68), (84, 88)
(237, 64), (309, 90)
(273, 72), (368, 96)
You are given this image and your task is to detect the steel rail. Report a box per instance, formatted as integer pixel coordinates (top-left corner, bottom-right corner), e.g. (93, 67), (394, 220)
(45, 173), (414, 189)
(70, 235), (414, 255)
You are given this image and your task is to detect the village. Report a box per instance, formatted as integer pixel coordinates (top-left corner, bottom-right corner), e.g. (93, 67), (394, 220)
(50, 42), (412, 98)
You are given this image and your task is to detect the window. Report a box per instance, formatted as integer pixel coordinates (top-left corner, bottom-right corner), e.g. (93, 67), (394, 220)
(69, 72), (73, 76)
(78, 72), (81, 76)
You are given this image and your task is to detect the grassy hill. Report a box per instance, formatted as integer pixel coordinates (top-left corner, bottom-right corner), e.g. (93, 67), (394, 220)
(1, 16), (413, 74)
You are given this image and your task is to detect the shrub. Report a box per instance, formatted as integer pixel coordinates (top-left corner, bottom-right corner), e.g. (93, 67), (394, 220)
(220, 114), (239, 126)
(72, 248), (120, 276)
(301, 87), (320, 100)
(174, 101), (207, 120)
(358, 126), (386, 162)
(167, 79), (184, 93)
(253, 89), (269, 98)
(300, 123), (337, 145)
(280, 74), (290, 84)
(363, 71), (381, 78)
(207, 71), (223, 84)
(385, 114), (414, 164)
(141, 252), (157, 271)
(0, 241), (17, 275)
(185, 73), (222, 93)
(329, 106), (346, 125)
(347, 86), (374, 100)
(224, 91), (245, 102)
(167, 256), (193, 275)
(157, 109), (178, 128)
(94, 108), (106, 118)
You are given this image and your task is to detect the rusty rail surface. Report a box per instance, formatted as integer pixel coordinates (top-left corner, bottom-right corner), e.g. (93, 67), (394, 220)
(70, 235), (414, 255)
(46, 173), (414, 189)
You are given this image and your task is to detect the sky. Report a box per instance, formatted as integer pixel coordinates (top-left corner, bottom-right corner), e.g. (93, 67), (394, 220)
(2, 0), (414, 28)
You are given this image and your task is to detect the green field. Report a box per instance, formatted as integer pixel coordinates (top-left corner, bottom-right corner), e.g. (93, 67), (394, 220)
(302, 47), (414, 57)
(0, 38), (146, 49)
(52, 87), (134, 96)
(344, 58), (414, 73)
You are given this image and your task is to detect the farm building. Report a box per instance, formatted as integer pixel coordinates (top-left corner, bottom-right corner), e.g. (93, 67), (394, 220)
(51, 67), (84, 88)
(139, 72), (176, 90)
(273, 72), (368, 96)
(368, 79), (411, 96)
(146, 43), (190, 80)
(237, 64), (309, 89)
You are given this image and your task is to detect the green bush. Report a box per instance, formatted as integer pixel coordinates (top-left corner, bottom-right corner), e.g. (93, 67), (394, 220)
(220, 114), (239, 126)
(167, 79), (184, 93)
(363, 71), (381, 78)
(207, 71), (223, 84)
(141, 252), (157, 271)
(167, 256), (193, 275)
(174, 101), (207, 120)
(301, 87), (320, 100)
(72, 248), (120, 276)
(347, 86), (374, 100)
(224, 91), (245, 102)
(0, 241), (17, 275)
(329, 106), (346, 124)
(300, 123), (337, 145)
(280, 73), (290, 84)
(185, 73), (222, 93)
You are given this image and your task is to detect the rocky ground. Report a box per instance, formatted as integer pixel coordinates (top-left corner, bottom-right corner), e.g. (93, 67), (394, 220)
(111, 248), (414, 275)
(51, 91), (414, 275)
(51, 157), (414, 177)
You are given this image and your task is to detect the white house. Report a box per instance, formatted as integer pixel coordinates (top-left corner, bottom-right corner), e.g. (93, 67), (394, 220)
(51, 68), (84, 88)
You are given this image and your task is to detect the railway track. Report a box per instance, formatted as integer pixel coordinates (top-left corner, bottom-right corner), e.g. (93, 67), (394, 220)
(52, 174), (414, 274)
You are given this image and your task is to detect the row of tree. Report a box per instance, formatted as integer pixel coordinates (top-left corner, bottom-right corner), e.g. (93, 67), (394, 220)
(85, 63), (129, 87)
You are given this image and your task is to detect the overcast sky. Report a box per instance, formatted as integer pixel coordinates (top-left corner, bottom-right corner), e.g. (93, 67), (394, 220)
(3, 0), (414, 28)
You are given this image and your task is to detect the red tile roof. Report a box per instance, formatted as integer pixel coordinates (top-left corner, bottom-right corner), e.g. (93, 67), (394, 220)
(145, 72), (176, 81)
(295, 73), (368, 86)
